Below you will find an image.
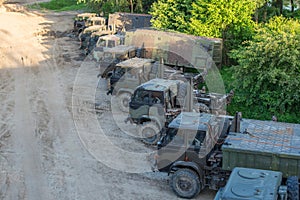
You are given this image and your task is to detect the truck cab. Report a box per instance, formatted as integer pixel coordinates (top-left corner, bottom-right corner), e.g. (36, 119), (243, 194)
(153, 111), (300, 199)
(92, 34), (126, 62)
(129, 78), (187, 144)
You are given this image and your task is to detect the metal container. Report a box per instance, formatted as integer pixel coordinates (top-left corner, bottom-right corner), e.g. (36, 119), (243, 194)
(214, 167), (284, 200)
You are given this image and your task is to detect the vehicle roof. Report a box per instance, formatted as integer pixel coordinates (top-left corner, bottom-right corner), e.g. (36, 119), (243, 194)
(99, 34), (124, 41)
(77, 13), (97, 18)
(116, 57), (154, 68)
(138, 78), (182, 92)
(223, 118), (300, 156)
(219, 167), (282, 200)
(104, 45), (136, 54)
(168, 112), (218, 131)
(89, 17), (106, 21)
(84, 25), (106, 33)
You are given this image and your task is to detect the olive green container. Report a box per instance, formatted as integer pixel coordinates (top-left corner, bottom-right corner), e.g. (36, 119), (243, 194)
(222, 119), (300, 178)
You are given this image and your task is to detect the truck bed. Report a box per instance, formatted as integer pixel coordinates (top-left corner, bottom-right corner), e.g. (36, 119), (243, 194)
(222, 118), (300, 178)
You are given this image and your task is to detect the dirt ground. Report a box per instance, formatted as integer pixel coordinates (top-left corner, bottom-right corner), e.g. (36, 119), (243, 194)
(0, 1), (216, 199)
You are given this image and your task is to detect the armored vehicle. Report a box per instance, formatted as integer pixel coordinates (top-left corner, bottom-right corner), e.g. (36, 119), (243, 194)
(153, 112), (300, 199)
(214, 167), (291, 200)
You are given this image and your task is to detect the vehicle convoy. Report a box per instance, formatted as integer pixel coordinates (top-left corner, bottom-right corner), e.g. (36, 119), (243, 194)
(152, 112), (300, 199)
(78, 12), (152, 51)
(127, 77), (233, 145)
(214, 167), (296, 200)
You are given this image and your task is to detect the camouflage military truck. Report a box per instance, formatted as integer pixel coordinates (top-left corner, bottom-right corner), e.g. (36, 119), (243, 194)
(73, 13), (98, 35)
(105, 57), (163, 112)
(153, 112), (300, 199)
(98, 45), (137, 78)
(127, 76), (232, 145)
(214, 167), (295, 200)
(78, 12), (151, 53)
(128, 78), (187, 144)
(78, 17), (107, 49)
(125, 28), (223, 68)
(92, 34), (125, 61)
(108, 12), (152, 33)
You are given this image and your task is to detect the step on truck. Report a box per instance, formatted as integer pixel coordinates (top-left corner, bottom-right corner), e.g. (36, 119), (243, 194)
(153, 112), (300, 199)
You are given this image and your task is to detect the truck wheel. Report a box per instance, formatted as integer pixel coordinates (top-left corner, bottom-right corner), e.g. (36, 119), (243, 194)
(198, 103), (210, 113)
(140, 122), (160, 145)
(117, 92), (131, 113)
(287, 176), (299, 200)
(170, 168), (201, 199)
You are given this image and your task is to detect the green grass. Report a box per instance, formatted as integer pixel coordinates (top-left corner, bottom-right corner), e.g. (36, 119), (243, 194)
(220, 66), (300, 123)
(28, 0), (87, 12)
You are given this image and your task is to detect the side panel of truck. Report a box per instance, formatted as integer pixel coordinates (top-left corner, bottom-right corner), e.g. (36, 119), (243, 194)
(222, 128), (300, 178)
(124, 29), (223, 68)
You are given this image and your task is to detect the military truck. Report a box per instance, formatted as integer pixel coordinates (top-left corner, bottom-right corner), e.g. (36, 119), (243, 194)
(153, 112), (300, 199)
(105, 57), (166, 112)
(125, 28), (223, 68)
(92, 34), (125, 61)
(98, 45), (137, 78)
(108, 12), (152, 33)
(78, 12), (152, 53)
(214, 167), (297, 200)
(73, 13), (98, 35)
(78, 17), (107, 49)
(128, 77), (232, 145)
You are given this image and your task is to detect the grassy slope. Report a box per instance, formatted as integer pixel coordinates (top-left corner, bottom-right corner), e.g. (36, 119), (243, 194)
(28, 0), (87, 11)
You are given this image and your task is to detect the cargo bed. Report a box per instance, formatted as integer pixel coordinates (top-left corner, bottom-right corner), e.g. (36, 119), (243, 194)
(222, 119), (300, 178)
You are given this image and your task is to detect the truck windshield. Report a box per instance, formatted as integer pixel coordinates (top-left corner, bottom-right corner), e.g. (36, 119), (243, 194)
(132, 90), (151, 104)
(107, 40), (115, 48)
(98, 39), (106, 47)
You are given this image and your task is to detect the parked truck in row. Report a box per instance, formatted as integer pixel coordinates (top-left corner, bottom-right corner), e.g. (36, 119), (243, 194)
(152, 112), (300, 199)
(125, 28), (223, 69)
(127, 77), (233, 145)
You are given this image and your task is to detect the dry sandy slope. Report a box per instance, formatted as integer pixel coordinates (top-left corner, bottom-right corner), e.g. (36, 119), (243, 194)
(0, 3), (215, 200)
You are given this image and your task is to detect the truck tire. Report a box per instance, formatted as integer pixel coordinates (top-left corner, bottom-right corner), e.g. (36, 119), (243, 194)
(170, 168), (201, 199)
(287, 176), (299, 200)
(139, 122), (160, 145)
(198, 103), (210, 113)
(117, 92), (131, 113)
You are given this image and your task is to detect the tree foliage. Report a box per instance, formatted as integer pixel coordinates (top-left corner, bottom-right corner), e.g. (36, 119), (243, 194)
(230, 16), (300, 120)
(77, 0), (154, 15)
(149, 0), (193, 33)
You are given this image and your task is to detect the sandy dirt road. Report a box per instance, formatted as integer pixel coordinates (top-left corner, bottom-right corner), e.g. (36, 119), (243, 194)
(0, 2), (216, 199)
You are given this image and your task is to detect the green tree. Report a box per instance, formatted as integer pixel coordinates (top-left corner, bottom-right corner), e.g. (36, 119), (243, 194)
(78, 0), (154, 15)
(149, 0), (193, 32)
(230, 16), (300, 122)
(189, 0), (258, 65)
